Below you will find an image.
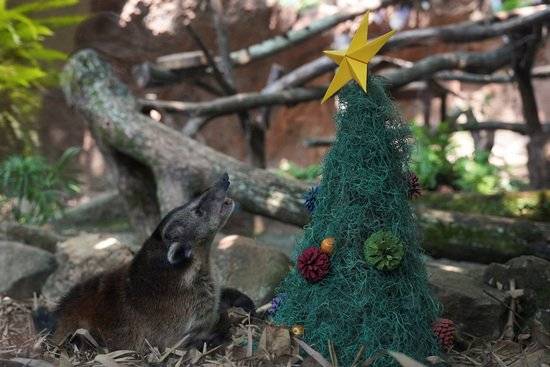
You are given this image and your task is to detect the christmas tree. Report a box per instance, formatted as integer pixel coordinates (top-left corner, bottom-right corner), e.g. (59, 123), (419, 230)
(271, 14), (440, 366)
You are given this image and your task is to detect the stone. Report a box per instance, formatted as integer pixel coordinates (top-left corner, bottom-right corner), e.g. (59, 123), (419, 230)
(426, 257), (506, 338)
(0, 241), (57, 299)
(1, 222), (64, 253)
(212, 235), (291, 307)
(483, 256), (550, 313)
(532, 308), (550, 348)
(52, 191), (128, 233)
(41, 232), (135, 302)
(4, 359), (56, 367)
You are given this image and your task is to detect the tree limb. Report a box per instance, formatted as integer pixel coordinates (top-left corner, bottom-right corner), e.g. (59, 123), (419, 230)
(153, 0), (399, 70)
(63, 50), (309, 241)
(435, 65), (550, 83)
(209, 0), (235, 88)
(139, 41), (523, 117)
(135, 6), (550, 87)
(304, 121), (550, 147)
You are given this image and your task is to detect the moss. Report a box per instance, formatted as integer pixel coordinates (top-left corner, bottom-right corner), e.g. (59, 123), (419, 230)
(419, 220), (529, 264)
(417, 190), (550, 222)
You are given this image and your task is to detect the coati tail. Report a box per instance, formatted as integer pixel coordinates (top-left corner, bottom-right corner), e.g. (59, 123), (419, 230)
(32, 306), (57, 335)
(220, 288), (256, 315)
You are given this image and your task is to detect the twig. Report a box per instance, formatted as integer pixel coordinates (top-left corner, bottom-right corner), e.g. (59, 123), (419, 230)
(209, 0), (234, 87)
(184, 24), (235, 95)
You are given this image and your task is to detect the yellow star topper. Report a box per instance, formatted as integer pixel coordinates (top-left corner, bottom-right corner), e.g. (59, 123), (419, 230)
(321, 12), (396, 103)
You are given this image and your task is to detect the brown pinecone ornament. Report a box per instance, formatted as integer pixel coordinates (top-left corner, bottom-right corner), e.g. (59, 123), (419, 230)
(432, 318), (455, 351)
(407, 171), (422, 199)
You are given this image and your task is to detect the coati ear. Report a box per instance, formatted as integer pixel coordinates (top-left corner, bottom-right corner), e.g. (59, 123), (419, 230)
(167, 242), (193, 266)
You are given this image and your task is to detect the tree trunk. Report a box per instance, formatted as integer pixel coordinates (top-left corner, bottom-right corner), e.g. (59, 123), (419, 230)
(511, 27), (549, 188)
(416, 207), (550, 263)
(62, 50), (308, 241)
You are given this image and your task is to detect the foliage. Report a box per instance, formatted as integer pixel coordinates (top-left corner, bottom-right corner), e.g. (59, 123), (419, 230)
(410, 123), (455, 190)
(278, 159), (321, 181)
(500, 0), (529, 11)
(0, 0), (84, 155)
(418, 190), (550, 222)
(273, 80), (440, 366)
(0, 147), (80, 224)
(410, 123), (511, 194)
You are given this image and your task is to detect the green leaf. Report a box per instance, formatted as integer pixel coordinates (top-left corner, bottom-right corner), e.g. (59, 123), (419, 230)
(25, 47), (67, 61)
(11, 0), (79, 14)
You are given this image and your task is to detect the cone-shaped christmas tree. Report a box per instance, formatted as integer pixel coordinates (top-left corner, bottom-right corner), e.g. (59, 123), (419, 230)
(272, 78), (440, 365)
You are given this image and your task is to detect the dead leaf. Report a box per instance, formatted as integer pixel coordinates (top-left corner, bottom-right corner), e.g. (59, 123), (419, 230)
(293, 337), (332, 367)
(259, 324), (292, 357)
(425, 355), (445, 364)
(70, 328), (99, 348)
(509, 349), (548, 367)
(94, 353), (122, 367)
(388, 351), (427, 367)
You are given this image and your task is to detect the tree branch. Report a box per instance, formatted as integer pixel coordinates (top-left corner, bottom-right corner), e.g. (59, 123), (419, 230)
(303, 122), (550, 147)
(185, 24), (236, 95)
(135, 6), (550, 87)
(209, 0), (235, 88)
(63, 50), (309, 239)
(435, 65), (550, 83)
(139, 41), (523, 117)
(153, 0), (399, 70)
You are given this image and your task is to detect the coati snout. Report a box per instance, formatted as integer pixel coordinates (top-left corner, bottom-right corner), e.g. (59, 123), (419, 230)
(156, 173), (235, 266)
(36, 173), (255, 352)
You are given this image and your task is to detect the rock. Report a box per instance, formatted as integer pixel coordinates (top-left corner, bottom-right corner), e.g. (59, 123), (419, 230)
(52, 191), (128, 233)
(4, 359), (56, 367)
(41, 232), (135, 302)
(0, 222), (64, 253)
(484, 256), (550, 313)
(0, 241), (57, 299)
(533, 308), (550, 348)
(212, 235), (291, 307)
(426, 258), (506, 338)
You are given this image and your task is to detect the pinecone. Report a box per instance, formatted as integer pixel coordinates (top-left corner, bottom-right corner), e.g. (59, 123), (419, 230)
(407, 171), (422, 199)
(297, 247), (330, 283)
(432, 318), (455, 351)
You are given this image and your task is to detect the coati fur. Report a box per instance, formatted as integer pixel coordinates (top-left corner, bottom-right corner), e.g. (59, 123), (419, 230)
(34, 173), (255, 351)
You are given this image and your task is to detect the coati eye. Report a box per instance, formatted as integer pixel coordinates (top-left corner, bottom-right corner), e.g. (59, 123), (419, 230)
(194, 208), (204, 217)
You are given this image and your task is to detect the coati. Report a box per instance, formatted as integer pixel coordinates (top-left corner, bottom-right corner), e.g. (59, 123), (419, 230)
(34, 173), (255, 351)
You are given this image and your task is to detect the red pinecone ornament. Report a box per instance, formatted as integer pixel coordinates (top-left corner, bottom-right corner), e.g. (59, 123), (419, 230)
(407, 171), (422, 199)
(297, 247), (330, 283)
(432, 318), (455, 351)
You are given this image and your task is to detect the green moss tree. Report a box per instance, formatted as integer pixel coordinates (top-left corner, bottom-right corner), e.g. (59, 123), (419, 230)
(273, 78), (440, 366)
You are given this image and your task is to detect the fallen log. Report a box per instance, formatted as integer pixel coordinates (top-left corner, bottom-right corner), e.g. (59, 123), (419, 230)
(417, 207), (550, 263)
(63, 50), (550, 262)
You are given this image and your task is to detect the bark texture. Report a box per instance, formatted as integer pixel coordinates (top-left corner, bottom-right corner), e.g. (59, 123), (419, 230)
(62, 50), (308, 241)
